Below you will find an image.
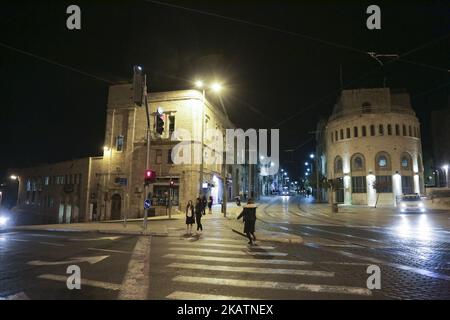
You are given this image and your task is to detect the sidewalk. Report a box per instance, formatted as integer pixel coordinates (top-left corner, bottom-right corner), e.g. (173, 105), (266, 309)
(9, 202), (303, 244)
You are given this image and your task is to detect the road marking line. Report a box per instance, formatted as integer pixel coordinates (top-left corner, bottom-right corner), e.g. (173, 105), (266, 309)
(169, 242), (274, 250)
(118, 236), (151, 300)
(88, 247), (131, 254)
(166, 291), (259, 300)
(28, 255), (109, 266)
(164, 254), (312, 265)
(168, 262), (334, 277)
(198, 237), (246, 243)
(70, 236), (122, 241)
(320, 261), (371, 266)
(169, 247), (287, 256)
(38, 274), (121, 290)
(173, 276), (372, 296)
(38, 241), (65, 247)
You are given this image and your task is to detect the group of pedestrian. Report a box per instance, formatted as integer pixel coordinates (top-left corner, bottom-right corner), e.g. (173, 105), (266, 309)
(185, 194), (258, 246)
(185, 195), (213, 235)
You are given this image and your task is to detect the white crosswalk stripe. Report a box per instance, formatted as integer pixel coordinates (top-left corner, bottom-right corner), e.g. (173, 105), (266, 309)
(167, 262), (334, 277)
(164, 253), (312, 265)
(169, 241), (275, 250)
(168, 247), (287, 256)
(173, 275), (372, 296)
(163, 234), (372, 299)
(166, 291), (260, 300)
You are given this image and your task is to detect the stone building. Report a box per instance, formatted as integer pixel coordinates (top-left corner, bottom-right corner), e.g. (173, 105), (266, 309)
(324, 88), (424, 206)
(9, 85), (248, 223)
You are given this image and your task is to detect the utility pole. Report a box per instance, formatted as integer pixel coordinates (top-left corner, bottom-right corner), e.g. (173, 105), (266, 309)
(199, 89), (206, 196)
(143, 74), (151, 231)
(221, 133), (227, 217)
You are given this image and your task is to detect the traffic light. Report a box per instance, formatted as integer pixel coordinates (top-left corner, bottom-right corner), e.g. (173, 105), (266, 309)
(169, 180), (175, 188)
(156, 114), (164, 135)
(144, 169), (156, 185)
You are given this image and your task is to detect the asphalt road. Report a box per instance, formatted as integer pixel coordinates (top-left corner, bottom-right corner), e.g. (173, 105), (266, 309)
(1, 196), (449, 300)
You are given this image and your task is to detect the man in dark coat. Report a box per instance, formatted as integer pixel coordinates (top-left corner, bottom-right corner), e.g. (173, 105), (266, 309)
(194, 197), (203, 232)
(237, 198), (257, 245)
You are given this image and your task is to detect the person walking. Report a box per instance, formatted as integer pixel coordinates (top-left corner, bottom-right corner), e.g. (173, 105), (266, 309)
(201, 195), (207, 215)
(237, 198), (257, 245)
(207, 196), (213, 214)
(185, 200), (195, 236)
(195, 197), (203, 232)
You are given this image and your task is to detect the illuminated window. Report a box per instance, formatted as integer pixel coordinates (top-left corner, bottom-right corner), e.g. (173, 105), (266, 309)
(375, 152), (391, 170)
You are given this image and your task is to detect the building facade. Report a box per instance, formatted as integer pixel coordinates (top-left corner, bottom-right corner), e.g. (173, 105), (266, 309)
(325, 88), (424, 206)
(10, 85), (251, 223)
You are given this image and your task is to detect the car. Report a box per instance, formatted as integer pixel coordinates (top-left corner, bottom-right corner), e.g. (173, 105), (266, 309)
(398, 193), (426, 213)
(0, 213), (10, 229)
(281, 189), (289, 196)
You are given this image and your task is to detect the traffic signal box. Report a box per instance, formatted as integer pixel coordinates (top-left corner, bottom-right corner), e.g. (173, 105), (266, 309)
(144, 170), (156, 185)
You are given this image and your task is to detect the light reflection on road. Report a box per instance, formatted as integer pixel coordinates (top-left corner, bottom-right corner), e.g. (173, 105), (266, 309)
(394, 213), (433, 242)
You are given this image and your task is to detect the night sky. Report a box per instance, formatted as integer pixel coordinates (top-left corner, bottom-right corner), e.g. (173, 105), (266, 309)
(1, 0), (450, 181)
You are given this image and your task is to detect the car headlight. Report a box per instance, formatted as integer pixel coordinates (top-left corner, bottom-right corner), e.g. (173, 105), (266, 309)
(418, 202), (424, 208)
(400, 203), (406, 208)
(0, 216), (8, 226)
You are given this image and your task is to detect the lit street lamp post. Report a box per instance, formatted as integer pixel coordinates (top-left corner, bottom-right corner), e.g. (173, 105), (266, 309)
(195, 80), (222, 196)
(443, 165), (449, 188)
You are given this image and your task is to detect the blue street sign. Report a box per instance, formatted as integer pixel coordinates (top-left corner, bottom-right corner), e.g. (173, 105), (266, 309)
(144, 199), (151, 209)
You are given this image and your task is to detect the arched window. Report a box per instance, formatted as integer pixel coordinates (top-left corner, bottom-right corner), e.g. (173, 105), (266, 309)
(351, 153), (365, 172)
(334, 156), (343, 174)
(400, 153), (412, 170)
(375, 152), (391, 171)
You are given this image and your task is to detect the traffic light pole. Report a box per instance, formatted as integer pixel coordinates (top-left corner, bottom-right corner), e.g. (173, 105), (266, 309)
(143, 75), (151, 232)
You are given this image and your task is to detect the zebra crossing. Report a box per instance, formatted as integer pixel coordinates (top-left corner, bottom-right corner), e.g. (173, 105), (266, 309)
(162, 232), (373, 299)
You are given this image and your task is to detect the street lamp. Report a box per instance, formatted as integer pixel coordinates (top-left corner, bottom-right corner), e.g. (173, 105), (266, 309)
(195, 79), (223, 196)
(309, 153), (315, 159)
(304, 162), (308, 166)
(443, 165), (449, 188)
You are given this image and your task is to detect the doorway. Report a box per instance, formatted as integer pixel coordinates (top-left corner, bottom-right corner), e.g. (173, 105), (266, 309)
(111, 194), (122, 220)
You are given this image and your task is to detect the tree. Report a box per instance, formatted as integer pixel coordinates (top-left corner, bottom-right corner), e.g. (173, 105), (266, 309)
(371, 180), (390, 208)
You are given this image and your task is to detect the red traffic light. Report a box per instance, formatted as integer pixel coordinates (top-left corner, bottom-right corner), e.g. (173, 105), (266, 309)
(169, 180), (175, 188)
(144, 170), (156, 185)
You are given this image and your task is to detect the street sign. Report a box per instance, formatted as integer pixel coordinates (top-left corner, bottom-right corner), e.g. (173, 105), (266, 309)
(144, 199), (151, 209)
(115, 177), (128, 186)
